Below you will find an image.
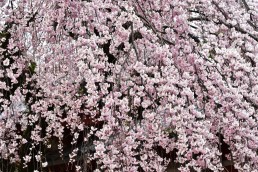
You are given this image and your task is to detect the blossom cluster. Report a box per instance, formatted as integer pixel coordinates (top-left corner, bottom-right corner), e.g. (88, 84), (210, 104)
(0, 0), (257, 171)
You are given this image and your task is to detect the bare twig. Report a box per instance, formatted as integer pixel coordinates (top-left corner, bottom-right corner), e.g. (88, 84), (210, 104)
(188, 17), (209, 22)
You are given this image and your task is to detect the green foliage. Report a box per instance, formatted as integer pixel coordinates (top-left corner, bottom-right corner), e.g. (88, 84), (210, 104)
(28, 62), (37, 75)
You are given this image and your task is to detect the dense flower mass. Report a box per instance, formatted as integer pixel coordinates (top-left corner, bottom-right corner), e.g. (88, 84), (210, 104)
(0, 0), (258, 171)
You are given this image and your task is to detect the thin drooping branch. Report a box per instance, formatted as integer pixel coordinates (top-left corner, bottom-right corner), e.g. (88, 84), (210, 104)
(130, 23), (139, 60)
(1, 0), (258, 171)
(134, 0), (175, 45)
(241, 0), (251, 11)
(188, 8), (258, 43)
(212, 1), (229, 20)
(217, 19), (258, 42)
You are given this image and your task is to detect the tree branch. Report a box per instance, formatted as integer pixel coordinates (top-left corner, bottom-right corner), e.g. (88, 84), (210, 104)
(130, 23), (140, 60)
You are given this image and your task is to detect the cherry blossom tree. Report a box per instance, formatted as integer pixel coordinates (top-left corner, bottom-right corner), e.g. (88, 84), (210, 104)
(0, 0), (257, 171)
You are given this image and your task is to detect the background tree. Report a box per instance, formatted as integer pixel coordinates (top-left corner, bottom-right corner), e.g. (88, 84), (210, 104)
(0, 0), (258, 171)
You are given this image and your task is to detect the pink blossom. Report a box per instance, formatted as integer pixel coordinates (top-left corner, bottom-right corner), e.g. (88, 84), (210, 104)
(0, 0), (258, 171)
